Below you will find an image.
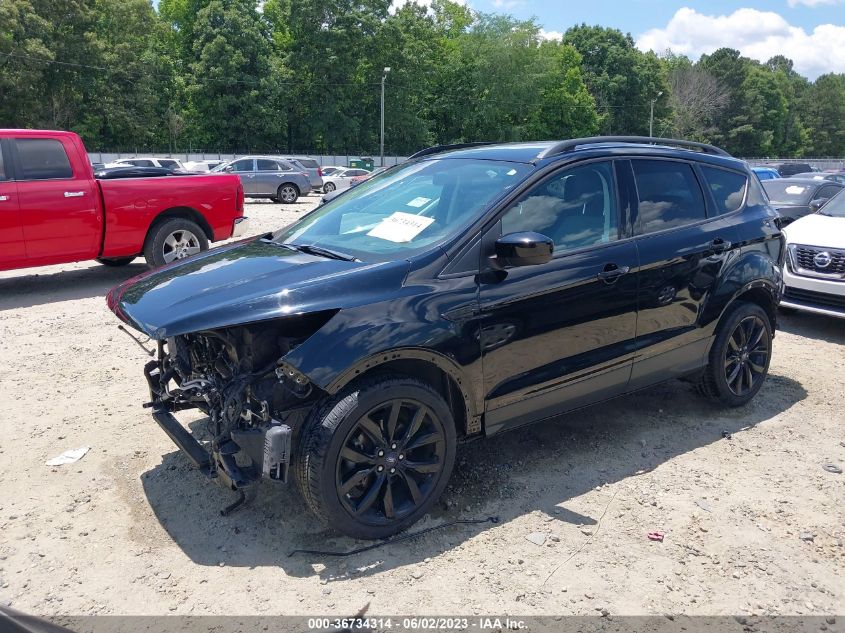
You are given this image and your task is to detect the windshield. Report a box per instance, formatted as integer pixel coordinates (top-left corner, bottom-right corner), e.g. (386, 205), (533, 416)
(270, 158), (531, 261)
(762, 181), (815, 204)
(818, 189), (845, 217)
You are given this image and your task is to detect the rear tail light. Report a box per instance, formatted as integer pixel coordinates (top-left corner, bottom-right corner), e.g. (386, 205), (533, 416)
(317, 167), (323, 177)
(236, 183), (244, 214)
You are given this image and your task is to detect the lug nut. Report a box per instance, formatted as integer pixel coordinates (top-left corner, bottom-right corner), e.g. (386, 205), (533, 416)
(377, 465), (384, 472)
(390, 467), (396, 474)
(378, 450), (385, 457)
(398, 454), (404, 460)
(391, 443), (397, 449)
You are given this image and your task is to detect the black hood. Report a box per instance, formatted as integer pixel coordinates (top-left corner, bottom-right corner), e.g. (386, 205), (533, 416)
(107, 238), (409, 338)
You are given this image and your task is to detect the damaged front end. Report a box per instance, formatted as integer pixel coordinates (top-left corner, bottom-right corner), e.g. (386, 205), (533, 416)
(141, 312), (335, 506)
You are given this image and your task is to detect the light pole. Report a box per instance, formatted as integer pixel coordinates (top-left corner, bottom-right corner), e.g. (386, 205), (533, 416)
(649, 90), (663, 138)
(380, 67), (391, 168)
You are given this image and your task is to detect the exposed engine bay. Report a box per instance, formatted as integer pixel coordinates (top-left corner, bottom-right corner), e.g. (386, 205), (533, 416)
(142, 313), (334, 505)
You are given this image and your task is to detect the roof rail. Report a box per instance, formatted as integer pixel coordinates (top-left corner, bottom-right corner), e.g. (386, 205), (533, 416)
(537, 136), (731, 159)
(408, 142), (498, 160)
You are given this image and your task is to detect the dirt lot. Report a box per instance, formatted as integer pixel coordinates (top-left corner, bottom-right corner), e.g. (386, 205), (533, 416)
(0, 196), (843, 618)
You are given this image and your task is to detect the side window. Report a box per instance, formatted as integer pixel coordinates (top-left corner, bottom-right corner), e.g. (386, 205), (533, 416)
(277, 161), (293, 171)
(631, 159), (706, 234)
(230, 159), (254, 172)
(817, 184), (842, 200)
(501, 161), (618, 251)
(701, 166), (747, 215)
(0, 146), (6, 181)
(158, 159), (178, 169)
(257, 159), (280, 171)
(14, 138), (73, 180)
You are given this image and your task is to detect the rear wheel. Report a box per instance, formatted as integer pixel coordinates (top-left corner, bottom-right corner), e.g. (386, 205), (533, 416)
(143, 218), (208, 268)
(323, 182), (336, 193)
(697, 302), (772, 406)
(276, 184), (299, 204)
(296, 375), (456, 539)
(96, 257), (135, 267)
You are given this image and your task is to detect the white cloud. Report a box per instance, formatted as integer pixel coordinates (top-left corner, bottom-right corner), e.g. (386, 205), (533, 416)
(636, 7), (845, 79)
(492, 0), (524, 8)
(538, 29), (563, 41)
(787, 0), (839, 6)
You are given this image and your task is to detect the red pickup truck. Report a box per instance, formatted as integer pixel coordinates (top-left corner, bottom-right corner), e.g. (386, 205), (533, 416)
(0, 129), (247, 271)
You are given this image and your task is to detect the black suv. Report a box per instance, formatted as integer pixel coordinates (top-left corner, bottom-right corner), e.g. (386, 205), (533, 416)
(107, 136), (785, 539)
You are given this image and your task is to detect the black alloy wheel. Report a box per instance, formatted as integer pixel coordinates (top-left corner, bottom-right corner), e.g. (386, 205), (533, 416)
(723, 315), (770, 397)
(336, 398), (446, 523)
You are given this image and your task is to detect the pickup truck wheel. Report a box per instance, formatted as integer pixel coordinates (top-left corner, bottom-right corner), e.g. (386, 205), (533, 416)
(144, 218), (208, 268)
(323, 182), (336, 193)
(295, 374), (456, 540)
(697, 301), (772, 407)
(276, 184), (299, 204)
(96, 257), (135, 267)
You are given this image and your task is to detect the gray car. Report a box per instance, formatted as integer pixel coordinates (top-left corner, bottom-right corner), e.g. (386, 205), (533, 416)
(282, 156), (324, 191)
(214, 156), (312, 203)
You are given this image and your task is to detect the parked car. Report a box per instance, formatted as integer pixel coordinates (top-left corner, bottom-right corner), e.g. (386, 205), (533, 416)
(281, 156), (324, 191)
(105, 156), (186, 171)
(212, 156), (311, 203)
(762, 177), (845, 226)
(348, 166), (387, 188)
(107, 136), (783, 539)
(0, 129), (246, 270)
(183, 159), (225, 173)
(789, 171), (845, 185)
(771, 162), (813, 177)
(321, 167), (372, 193)
(752, 166), (780, 181)
(780, 189), (845, 318)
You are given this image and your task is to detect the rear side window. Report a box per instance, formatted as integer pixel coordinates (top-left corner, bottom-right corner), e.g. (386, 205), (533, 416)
(158, 159), (179, 169)
(257, 159), (280, 171)
(298, 159), (319, 169)
(701, 166), (747, 215)
(632, 160), (706, 235)
(15, 138), (73, 180)
(817, 184), (843, 200)
(0, 147), (6, 180)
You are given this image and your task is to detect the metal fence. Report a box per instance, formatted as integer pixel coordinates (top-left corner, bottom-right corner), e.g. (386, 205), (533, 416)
(742, 158), (845, 170)
(88, 151), (410, 168)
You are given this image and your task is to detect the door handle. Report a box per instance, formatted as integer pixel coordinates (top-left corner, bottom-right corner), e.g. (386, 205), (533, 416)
(597, 264), (630, 284)
(64, 191), (85, 198)
(0, 195), (8, 202)
(708, 237), (731, 254)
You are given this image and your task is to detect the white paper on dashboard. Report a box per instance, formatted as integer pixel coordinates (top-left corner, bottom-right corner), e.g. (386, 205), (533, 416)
(406, 196), (431, 208)
(785, 185), (807, 195)
(367, 212), (435, 242)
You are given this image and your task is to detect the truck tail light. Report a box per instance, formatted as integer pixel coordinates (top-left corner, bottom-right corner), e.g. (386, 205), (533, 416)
(236, 183), (244, 214)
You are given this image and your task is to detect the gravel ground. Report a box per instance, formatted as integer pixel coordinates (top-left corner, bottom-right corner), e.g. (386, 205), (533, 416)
(0, 196), (843, 618)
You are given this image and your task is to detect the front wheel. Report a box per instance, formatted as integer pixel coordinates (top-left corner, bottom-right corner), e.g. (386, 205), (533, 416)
(323, 182), (336, 193)
(697, 301), (772, 406)
(295, 375), (457, 539)
(143, 218), (208, 268)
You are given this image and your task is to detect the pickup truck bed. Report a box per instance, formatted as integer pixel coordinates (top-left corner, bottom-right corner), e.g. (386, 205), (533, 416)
(0, 129), (246, 271)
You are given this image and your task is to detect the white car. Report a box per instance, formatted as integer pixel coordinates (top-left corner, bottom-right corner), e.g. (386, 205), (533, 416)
(104, 157), (185, 170)
(183, 159), (225, 172)
(781, 192), (845, 318)
(320, 165), (344, 177)
(321, 168), (372, 193)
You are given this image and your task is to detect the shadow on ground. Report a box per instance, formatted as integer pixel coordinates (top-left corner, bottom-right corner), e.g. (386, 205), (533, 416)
(777, 309), (845, 345)
(140, 371), (806, 581)
(0, 261), (147, 310)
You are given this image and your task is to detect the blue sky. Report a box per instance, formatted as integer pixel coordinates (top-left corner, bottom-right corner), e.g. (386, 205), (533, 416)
(463, 0), (845, 78)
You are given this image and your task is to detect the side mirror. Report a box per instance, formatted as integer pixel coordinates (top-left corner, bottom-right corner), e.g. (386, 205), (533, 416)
(223, 165), (234, 172)
(809, 198), (828, 213)
(494, 232), (554, 268)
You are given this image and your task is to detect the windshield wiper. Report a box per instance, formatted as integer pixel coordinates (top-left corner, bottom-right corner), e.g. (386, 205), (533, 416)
(273, 241), (359, 262)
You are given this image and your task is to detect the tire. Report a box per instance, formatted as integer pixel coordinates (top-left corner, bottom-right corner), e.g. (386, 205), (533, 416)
(323, 182), (336, 194)
(295, 374), (457, 540)
(96, 257), (135, 267)
(697, 301), (772, 407)
(277, 183), (299, 204)
(143, 218), (208, 268)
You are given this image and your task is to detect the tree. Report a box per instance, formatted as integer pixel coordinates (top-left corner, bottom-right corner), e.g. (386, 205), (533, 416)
(666, 62), (729, 141)
(802, 74), (845, 156)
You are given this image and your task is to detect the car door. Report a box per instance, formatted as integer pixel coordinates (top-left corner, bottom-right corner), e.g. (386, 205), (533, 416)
(255, 158), (285, 196)
(227, 159), (256, 194)
(815, 183), (844, 207)
(623, 158), (741, 389)
(334, 169), (357, 191)
(478, 160), (639, 435)
(0, 140), (26, 268)
(13, 136), (100, 264)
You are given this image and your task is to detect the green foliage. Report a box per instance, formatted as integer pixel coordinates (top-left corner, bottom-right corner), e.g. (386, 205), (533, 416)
(0, 1), (840, 157)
